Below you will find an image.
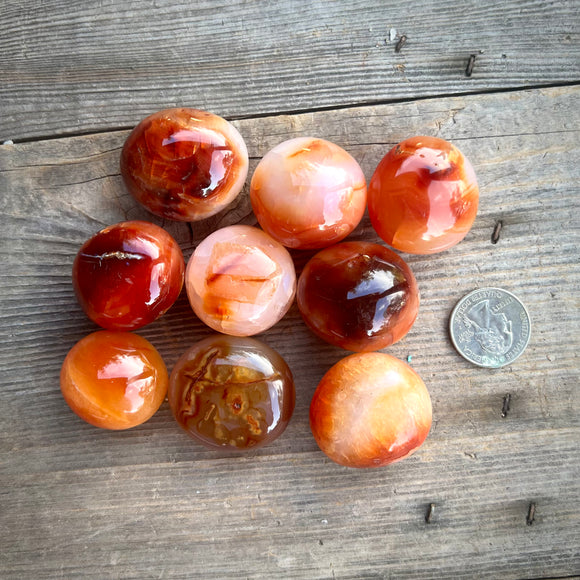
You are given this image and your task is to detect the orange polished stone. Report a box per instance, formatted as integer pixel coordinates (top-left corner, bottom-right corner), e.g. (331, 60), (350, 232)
(310, 353), (432, 468)
(297, 242), (419, 352)
(368, 136), (479, 254)
(73, 221), (184, 331)
(250, 137), (367, 249)
(186, 225), (296, 336)
(61, 331), (168, 430)
(120, 108), (249, 221)
(169, 335), (295, 450)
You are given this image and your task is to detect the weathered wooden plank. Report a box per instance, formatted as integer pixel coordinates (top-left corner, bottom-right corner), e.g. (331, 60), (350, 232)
(0, 86), (579, 579)
(1, 0), (579, 141)
(1, 430), (578, 579)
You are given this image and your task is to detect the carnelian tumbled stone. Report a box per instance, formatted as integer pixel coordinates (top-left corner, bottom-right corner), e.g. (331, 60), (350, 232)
(120, 108), (249, 221)
(61, 331), (168, 430)
(169, 335), (295, 450)
(368, 136), (479, 254)
(250, 137), (367, 249)
(310, 353), (432, 468)
(73, 221), (184, 330)
(186, 225), (296, 336)
(297, 242), (419, 352)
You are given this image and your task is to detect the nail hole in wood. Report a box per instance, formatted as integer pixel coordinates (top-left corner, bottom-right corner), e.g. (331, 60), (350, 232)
(491, 220), (503, 244)
(425, 503), (435, 523)
(527, 502), (536, 526)
(395, 35), (407, 53)
(501, 393), (511, 417)
(465, 54), (476, 77)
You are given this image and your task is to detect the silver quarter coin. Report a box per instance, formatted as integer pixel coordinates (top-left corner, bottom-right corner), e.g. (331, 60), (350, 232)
(449, 288), (531, 368)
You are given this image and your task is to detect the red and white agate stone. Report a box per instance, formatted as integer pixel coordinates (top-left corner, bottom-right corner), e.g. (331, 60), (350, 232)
(121, 108), (249, 221)
(250, 137), (367, 249)
(185, 225), (296, 336)
(368, 136), (479, 254)
(310, 352), (432, 468)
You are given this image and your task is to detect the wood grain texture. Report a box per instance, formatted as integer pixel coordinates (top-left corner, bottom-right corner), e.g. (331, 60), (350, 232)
(1, 0), (579, 141)
(1, 86), (579, 579)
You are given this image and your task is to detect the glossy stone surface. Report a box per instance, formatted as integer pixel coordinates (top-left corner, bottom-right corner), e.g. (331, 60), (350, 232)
(73, 221), (184, 330)
(310, 353), (432, 468)
(121, 108), (249, 221)
(61, 331), (168, 430)
(297, 242), (419, 352)
(250, 137), (367, 249)
(368, 136), (479, 254)
(186, 225), (296, 336)
(169, 335), (295, 450)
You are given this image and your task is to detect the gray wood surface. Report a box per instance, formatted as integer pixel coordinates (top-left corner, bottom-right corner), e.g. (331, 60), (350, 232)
(1, 0), (579, 141)
(1, 85), (579, 579)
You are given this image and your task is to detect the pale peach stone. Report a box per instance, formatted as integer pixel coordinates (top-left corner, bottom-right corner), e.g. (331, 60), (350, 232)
(186, 225), (296, 336)
(250, 137), (367, 249)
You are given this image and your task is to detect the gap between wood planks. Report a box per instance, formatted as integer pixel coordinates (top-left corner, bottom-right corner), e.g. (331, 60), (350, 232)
(6, 80), (580, 145)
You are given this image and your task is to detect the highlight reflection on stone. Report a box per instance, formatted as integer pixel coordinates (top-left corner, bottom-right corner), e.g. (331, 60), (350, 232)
(368, 136), (479, 254)
(297, 242), (419, 352)
(61, 331), (168, 430)
(310, 352), (432, 468)
(250, 137), (367, 249)
(186, 225), (296, 336)
(121, 108), (249, 221)
(169, 335), (295, 450)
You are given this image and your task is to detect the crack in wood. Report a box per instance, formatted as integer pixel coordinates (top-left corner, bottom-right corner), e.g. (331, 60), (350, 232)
(5, 83), (580, 145)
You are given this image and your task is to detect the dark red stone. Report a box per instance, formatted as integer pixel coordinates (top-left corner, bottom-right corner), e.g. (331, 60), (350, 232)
(297, 241), (419, 352)
(73, 220), (184, 330)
